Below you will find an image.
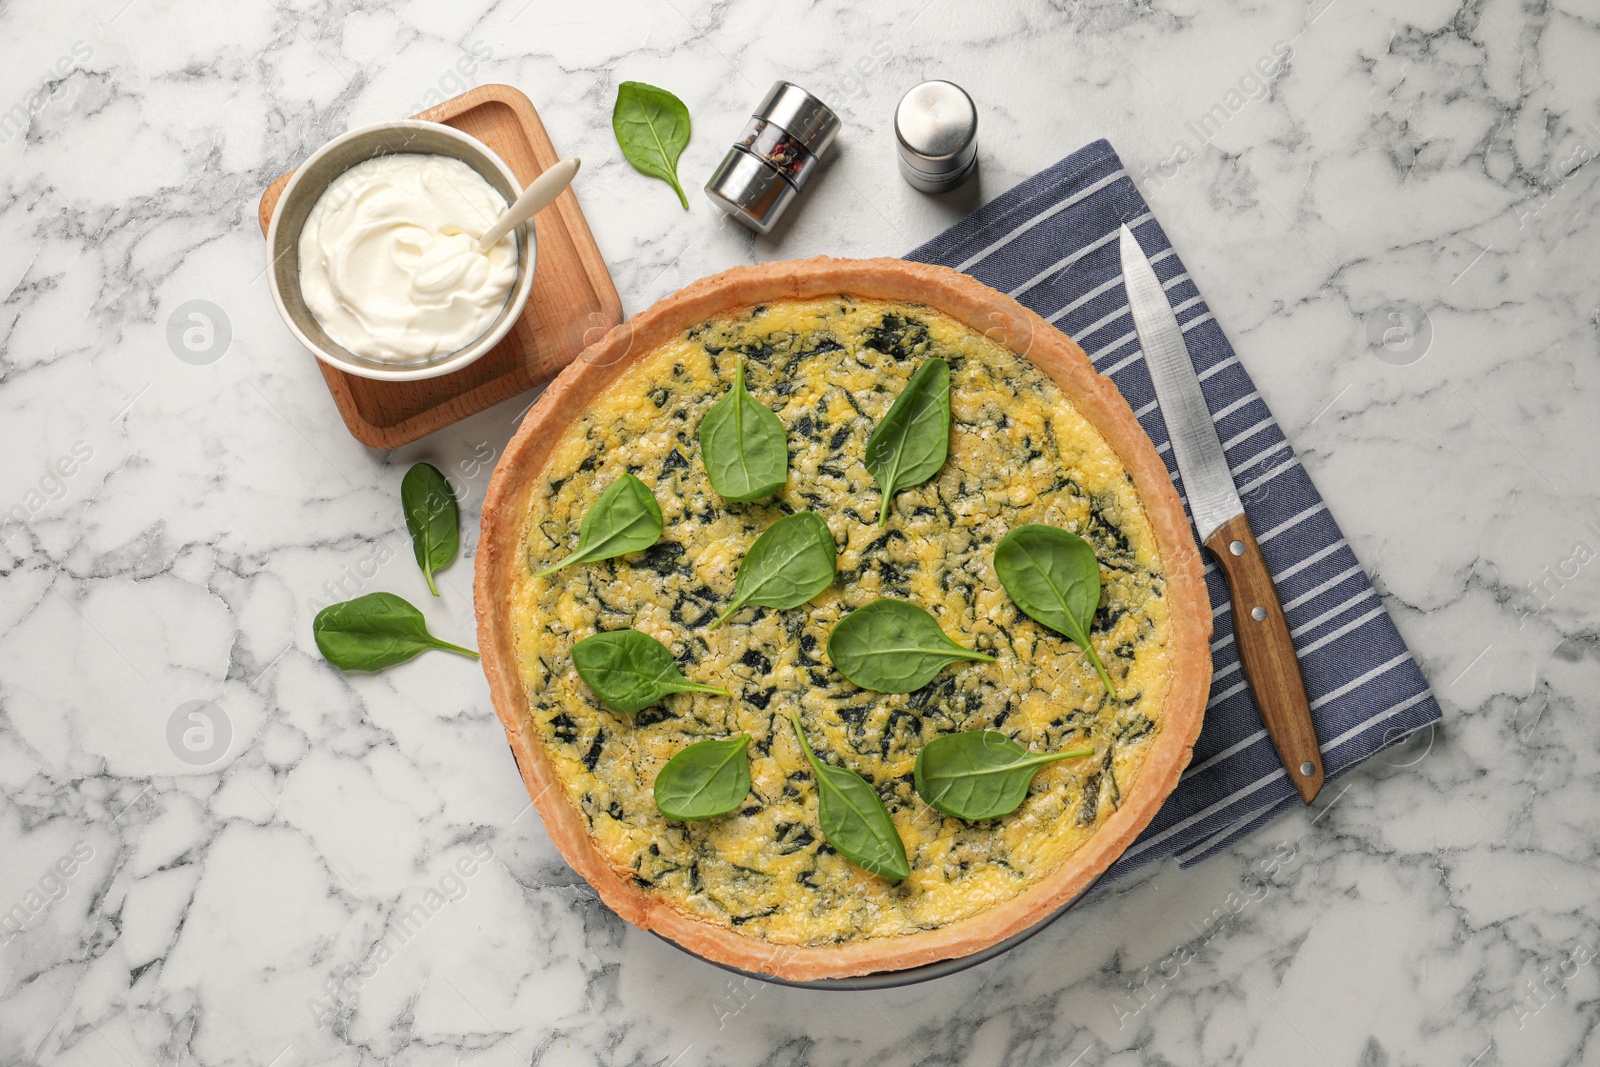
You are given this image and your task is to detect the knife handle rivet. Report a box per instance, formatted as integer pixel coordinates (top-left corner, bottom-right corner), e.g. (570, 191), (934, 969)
(1229, 540), (1245, 556)
(1251, 606), (1267, 621)
(1299, 761), (1316, 777)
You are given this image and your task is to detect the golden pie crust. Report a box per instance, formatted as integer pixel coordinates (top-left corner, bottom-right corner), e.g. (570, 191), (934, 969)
(475, 258), (1211, 980)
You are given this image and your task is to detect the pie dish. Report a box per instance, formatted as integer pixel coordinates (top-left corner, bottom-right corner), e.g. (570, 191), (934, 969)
(475, 257), (1211, 981)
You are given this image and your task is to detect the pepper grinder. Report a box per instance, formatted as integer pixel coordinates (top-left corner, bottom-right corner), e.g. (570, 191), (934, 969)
(705, 81), (841, 234)
(894, 80), (979, 193)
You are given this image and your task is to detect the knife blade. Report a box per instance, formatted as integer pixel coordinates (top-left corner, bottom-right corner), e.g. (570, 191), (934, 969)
(1118, 224), (1324, 804)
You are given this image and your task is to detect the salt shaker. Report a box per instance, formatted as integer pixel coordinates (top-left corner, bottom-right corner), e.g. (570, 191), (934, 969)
(705, 81), (841, 233)
(894, 80), (978, 193)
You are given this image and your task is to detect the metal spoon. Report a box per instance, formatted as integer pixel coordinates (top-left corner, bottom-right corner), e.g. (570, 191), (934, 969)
(477, 156), (581, 251)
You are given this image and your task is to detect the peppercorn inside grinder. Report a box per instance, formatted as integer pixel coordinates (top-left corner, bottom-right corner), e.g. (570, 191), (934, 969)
(705, 81), (841, 234)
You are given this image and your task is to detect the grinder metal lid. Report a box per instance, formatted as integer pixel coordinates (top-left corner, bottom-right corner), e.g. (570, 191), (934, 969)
(756, 80), (840, 156)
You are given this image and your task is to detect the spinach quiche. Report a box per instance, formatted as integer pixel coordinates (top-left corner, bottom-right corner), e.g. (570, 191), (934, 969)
(476, 258), (1210, 981)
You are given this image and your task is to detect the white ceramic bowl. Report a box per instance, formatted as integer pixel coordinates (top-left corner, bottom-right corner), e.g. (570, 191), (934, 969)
(265, 120), (537, 382)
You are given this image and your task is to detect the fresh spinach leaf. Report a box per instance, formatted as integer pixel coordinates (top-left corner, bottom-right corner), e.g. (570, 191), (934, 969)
(654, 735), (752, 820)
(533, 473), (663, 578)
(401, 462), (459, 597)
(700, 359), (788, 502)
(864, 357), (950, 526)
(914, 731), (1095, 820)
(711, 511), (836, 629)
(572, 629), (729, 714)
(612, 81), (692, 209)
(827, 599), (994, 693)
(788, 708), (910, 880)
(314, 592), (478, 671)
(993, 525), (1119, 697)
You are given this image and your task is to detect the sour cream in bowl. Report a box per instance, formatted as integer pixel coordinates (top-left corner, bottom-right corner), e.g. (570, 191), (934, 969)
(299, 154), (518, 362)
(266, 121), (537, 382)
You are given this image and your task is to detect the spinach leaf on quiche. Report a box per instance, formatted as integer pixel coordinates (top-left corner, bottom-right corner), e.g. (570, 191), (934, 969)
(914, 731), (1095, 820)
(827, 599), (994, 693)
(994, 525), (1120, 697)
(712, 511), (836, 629)
(533, 473), (663, 578)
(864, 357), (950, 526)
(572, 629), (729, 713)
(790, 709), (910, 881)
(654, 735), (752, 820)
(700, 359), (788, 502)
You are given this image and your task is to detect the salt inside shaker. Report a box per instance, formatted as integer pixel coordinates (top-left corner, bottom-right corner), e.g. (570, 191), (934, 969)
(705, 81), (841, 233)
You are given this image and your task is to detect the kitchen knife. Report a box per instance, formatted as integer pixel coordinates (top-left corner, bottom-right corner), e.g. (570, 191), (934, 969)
(1117, 224), (1324, 804)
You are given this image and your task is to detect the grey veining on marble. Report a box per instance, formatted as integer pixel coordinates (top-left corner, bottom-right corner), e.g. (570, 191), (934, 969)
(1, 0), (1597, 1064)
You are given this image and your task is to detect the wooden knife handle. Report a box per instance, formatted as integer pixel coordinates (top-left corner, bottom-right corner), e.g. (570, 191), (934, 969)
(1203, 513), (1324, 803)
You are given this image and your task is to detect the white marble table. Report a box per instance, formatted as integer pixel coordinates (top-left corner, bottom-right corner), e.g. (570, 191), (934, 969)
(2, 0), (1597, 1063)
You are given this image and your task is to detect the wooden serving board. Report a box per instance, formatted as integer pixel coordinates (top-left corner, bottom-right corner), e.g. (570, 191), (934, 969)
(258, 84), (622, 449)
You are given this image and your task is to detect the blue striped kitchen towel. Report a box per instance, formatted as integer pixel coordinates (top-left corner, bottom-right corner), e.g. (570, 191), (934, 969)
(908, 139), (1442, 874)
